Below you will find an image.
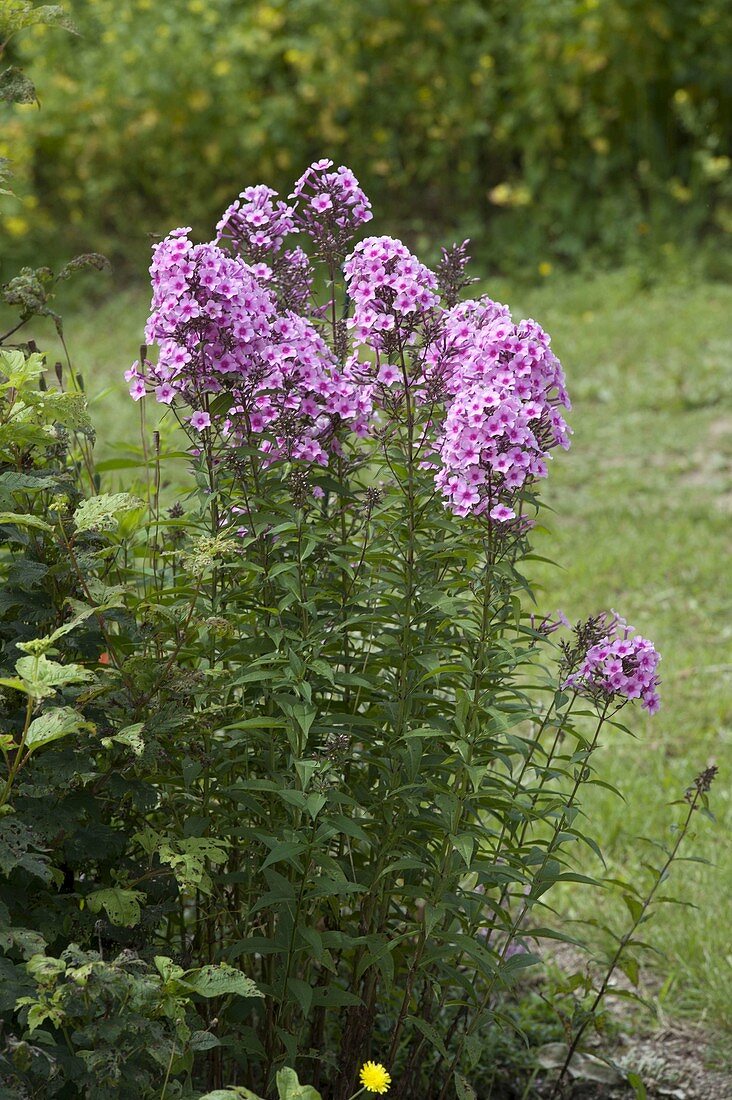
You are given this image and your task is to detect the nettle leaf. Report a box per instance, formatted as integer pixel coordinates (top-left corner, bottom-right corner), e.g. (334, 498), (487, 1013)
(0, 155), (12, 196)
(103, 722), (145, 756)
(2, 3), (78, 36)
(25, 953), (66, 984)
(154, 955), (186, 985)
(73, 492), (141, 533)
(184, 964), (262, 1000)
(16, 607), (97, 655)
(25, 706), (94, 752)
(0, 925), (46, 960)
(25, 389), (94, 433)
(85, 887), (145, 927)
(0, 470), (69, 492)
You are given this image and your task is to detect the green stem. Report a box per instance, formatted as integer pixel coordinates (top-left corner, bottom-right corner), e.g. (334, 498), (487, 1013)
(549, 784), (702, 1097)
(0, 691), (34, 808)
(436, 704), (611, 1099)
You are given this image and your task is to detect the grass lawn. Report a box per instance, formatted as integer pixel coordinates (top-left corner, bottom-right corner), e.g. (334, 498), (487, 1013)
(9, 266), (732, 1040)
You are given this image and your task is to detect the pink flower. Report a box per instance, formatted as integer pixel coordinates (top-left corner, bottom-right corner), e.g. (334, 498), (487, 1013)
(489, 504), (515, 522)
(377, 364), (401, 386)
(311, 193), (333, 212)
(189, 410), (212, 431)
(155, 383), (176, 404)
(129, 378), (146, 401)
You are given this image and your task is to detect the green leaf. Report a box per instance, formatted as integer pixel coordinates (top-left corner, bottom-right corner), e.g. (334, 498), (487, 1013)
(618, 955), (640, 986)
(85, 887), (144, 927)
(73, 492), (141, 533)
(25, 706), (93, 752)
(184, 963), (262, 1000)
(189, 1030), (221, 1052)
(260, 840), (307, 872)
(15, 654), (95, 698)
(198, 1091), (264, 1100)
(286, 977), (313, 1015)
(626, 1071), (647, 1099)
(0, 350), (44, 389)
(454, 1072), (477, 1100)
(275, 1067), (321, 1100)
(407, 1016), (448, 1060)
(622, 893), (644, 923)
(451, 833), (475, 868)
(0, 512), (53, 533)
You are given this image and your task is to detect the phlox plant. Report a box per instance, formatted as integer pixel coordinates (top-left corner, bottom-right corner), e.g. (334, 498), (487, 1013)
(0, 156), (714, 1100)
(111, 160), (675, 1097)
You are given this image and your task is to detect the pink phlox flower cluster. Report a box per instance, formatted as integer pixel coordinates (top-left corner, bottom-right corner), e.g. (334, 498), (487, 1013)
(291, 159), (372, 258)
(135, 228), (368, 464)
(428, 298), (571, 519)
(343, 236), (440, 352)
(223, 312), (372, 465)
(216, 184), (296, 258)
(565, 614), (661, 714)
(132, 164), (572, 521)
(216, 186), (314, 313)
(140, 229), (274, 401)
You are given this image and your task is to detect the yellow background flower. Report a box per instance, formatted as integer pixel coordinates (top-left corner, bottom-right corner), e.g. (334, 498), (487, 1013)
(359, 1061), (391, 1095)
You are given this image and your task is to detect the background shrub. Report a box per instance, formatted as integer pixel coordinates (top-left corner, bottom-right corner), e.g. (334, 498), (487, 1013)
(3, 0), (731, 272)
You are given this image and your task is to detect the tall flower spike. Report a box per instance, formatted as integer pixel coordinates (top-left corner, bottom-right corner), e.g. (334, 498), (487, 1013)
(343, 235), (439, 354)
(291, 160), (372, 261)
(429, 298), (570, 520)
(564, 613), (661, 714)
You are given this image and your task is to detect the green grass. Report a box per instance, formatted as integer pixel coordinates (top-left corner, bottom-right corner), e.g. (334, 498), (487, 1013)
(490, 270), (732, 1037)
(9, 267), (732, 1034)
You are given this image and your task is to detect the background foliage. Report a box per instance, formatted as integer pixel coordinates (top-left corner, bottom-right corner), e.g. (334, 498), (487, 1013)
(3, 0), (732, 272)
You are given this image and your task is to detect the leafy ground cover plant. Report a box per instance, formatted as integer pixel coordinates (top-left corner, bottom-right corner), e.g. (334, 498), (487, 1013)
(0, 154), (716, 1098)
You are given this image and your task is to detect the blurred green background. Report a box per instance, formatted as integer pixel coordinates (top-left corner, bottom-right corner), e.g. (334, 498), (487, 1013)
(2, 0), (732, 275)
(2, 0), (732, 1054)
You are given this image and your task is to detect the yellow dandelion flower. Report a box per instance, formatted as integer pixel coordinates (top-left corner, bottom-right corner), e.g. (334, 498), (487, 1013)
(359, 1061), (391, 1095)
